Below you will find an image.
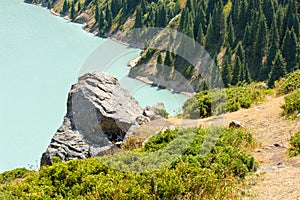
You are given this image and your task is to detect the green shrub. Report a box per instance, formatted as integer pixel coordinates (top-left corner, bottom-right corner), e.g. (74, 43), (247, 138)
(156, 108), (169, 118)
(281, 89), (300, 119)
(0, 168), (33, 185)
(183, 84), (267, 118)
(0, 127), (257, 199)
(288, 131), (300, 157)
(276, 70), (300, 95)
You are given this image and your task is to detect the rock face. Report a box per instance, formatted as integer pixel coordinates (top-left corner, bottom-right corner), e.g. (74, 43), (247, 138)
(41, 72), (148, 166)
(229, 120), (242, 128)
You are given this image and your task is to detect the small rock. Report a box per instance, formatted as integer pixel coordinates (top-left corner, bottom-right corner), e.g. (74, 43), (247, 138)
(277, 162), (285, 168)
(229, 120), (242, 128)
(143, 102), (167, 120)
(255, 106), (264, 111)
(274, 143), (281, 147)
(255, 148), (263, 153)
(297, 113), (300, 118)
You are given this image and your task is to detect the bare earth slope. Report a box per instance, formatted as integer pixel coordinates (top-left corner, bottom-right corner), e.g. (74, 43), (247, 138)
(168, 96), (300, 199)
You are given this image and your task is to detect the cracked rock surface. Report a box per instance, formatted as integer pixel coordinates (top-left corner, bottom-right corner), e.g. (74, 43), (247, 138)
(41, 72), (148, 166)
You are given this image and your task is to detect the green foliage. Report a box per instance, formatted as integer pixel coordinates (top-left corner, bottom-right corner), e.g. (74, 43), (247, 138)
(0, 127), (257, 199)
(276, 70), (300, 95)
(0, 168), (33, 185)
(53, 0), (299, 85)
(281, 89), (300, 119)
(183, 84), (268, 119)
(268, 50), (287, 88)
(156, 108), (169, 118)
(288, 131), (300, 157)
(143, 129), (178, 152)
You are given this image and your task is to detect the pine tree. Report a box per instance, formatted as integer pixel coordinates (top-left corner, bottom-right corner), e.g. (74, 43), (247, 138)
(77, 2), (81, 13)
(94, 3), (99, 22)
(263, 18), (280, 80)
(231, 56), (241, 85)
(252, 13), (268, 80)
(205, 2), (224, 54)
(164, 51), (174, 68)
(105, 4), (112, 31)
(227, 18), (235, 47)
(282, 28), (298, 72)
(61, 0), (69, 15)
(268, 51), (287, 87)
(221, 46), (233, 87)
(196, 26), (204, 46)
(98, 10), (105, 35)
(262, 0), (275, 28)
(70, 1), (75, 20)
(134, 6), (143, 28)
(156, 52), (164, 73)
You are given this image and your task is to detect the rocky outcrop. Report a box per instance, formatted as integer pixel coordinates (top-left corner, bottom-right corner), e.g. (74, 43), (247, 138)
(41, 72), (149, 166)
(143, 102), (167, 120)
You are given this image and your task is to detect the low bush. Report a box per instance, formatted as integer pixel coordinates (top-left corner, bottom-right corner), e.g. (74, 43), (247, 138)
(0, 168), (33, 185)
(0, 127), (257, 199)
(288, 131), (300, 157)
(183, 84), (268, 118)
(281, 89), (300, 119)
(276, 70), (300, 95)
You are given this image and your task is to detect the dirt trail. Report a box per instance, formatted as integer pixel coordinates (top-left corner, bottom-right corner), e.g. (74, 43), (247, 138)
(168, 96), (300, 199)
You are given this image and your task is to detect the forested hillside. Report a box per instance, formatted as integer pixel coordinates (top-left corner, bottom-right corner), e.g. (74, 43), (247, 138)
(31, 0), (299, 89)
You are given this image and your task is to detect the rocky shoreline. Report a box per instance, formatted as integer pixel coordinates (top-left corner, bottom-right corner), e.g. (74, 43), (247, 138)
(28, 1), (196, 96)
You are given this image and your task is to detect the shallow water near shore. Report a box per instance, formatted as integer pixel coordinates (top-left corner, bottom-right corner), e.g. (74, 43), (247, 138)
(0, 0), (187, 172)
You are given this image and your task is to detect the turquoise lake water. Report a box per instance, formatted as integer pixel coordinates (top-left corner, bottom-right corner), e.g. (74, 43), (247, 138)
(0, 0), (187, 172)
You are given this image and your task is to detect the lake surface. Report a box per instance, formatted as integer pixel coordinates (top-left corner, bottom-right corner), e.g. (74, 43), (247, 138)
(0, 0), (187, 172)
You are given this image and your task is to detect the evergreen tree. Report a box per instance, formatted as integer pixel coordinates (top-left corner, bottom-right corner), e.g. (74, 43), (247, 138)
(196, 26), (204, 46)
(282, 28), (298, 72)
(252, 13), (268, 80)
(61, 0), (69, 15)
(231, 56), (241, 85)
(105, 4), (112, 31)
(94, 3), (99, 22)
(134, 6), (143, 28)
(268, 51), (287, 87)
(221, 46), (233, 87)
(70, 1), (75, 20)
(262, 0), (275, 28)
(205, 2), (224, 54)
(156, 52), (164, 73)
(98, 10), (105, 35)
(263, 18), (280, 80)
(77, 2), (81, 13)
(227, 18), (235, 47)
(164, 51), (174, 68)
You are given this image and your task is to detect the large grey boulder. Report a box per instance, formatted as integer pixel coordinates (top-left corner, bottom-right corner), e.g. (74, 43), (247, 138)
(41, 72), (148, 166)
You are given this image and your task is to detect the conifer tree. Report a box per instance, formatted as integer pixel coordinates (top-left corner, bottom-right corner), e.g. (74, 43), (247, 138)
(134, 6), (143, 28)
(164, 51), (174, 68)
(61, 0), (69, 15)
(196, 26), (204, 46)
(221, 46), (233, 87)
(282, 28), (298, 72)
(268, 51), (287, 87)
(231, 56), (241, 85)
(262, 0), (275, 28)
(98, 10), (105, 35)
(156, 52), (164, 73)
(94, 3), (99, 22)
(227, 18), (235, 47)
(263, 18), (280, 80)
(77, 2), (81, 13)
(105, 4), (112, 31)
(252, 13), (268, 80)
(70, 1), (75, 20)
